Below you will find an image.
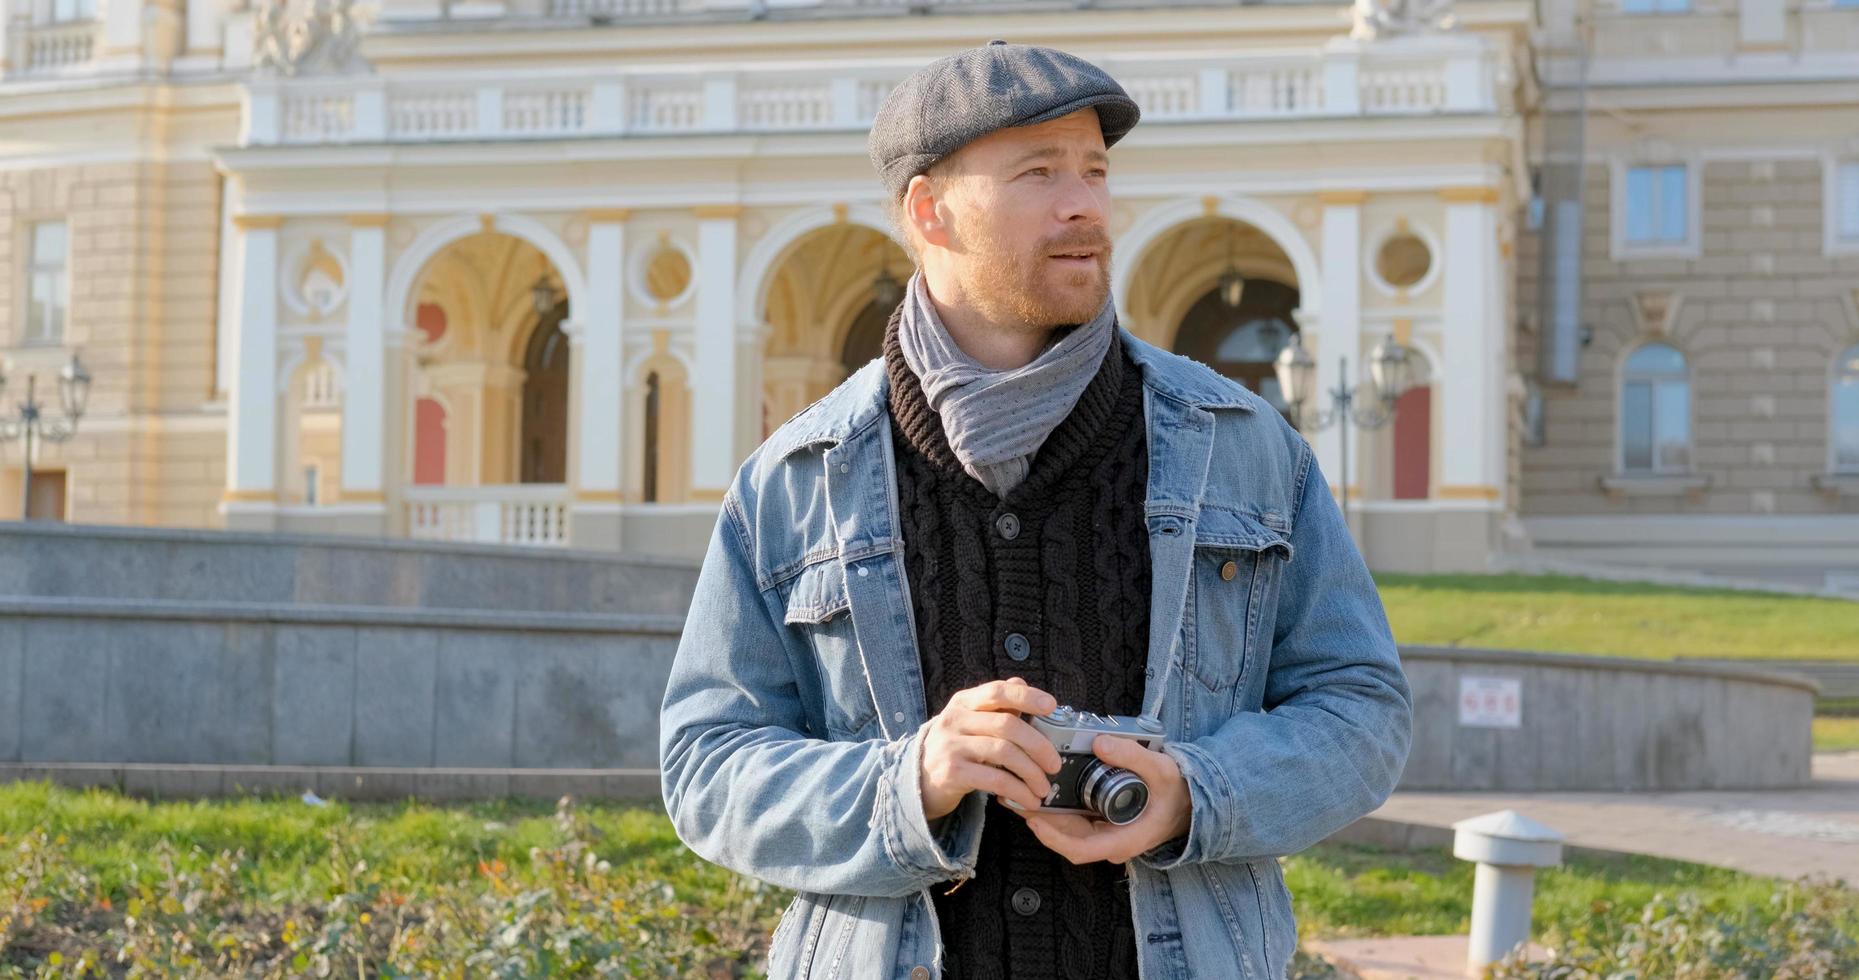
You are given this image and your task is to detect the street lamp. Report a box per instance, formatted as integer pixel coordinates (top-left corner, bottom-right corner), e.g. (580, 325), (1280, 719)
(0, 352), (92, 520)
(1274, 333), (1415, 526)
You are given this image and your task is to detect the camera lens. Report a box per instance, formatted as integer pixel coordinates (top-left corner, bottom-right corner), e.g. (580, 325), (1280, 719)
(1078, 759), (1149, 825)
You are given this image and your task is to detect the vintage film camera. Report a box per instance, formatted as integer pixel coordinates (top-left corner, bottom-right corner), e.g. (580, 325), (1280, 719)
(1020, 705), (1166, 825)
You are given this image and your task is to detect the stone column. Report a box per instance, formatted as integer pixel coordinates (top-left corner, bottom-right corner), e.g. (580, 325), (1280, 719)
(1437, 185), (1506, 569)
(572, 208), (629, 549)
(223, 214), (282, 530)
(690, 205), (740, 500)
(1316, 190), (1366, 507)
(338, 214), (389, 534)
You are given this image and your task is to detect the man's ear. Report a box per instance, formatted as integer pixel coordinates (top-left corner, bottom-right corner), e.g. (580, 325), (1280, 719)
(903, 174), (952, 250)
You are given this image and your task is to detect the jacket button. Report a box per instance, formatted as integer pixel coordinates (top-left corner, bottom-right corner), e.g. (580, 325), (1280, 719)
(1220, 559), (1238, 581)
(1004, 632), (1031, 661)
(1011, 886), (1041, 916)
(911, 968), (931, 980)
(995, 512), (1020, 539)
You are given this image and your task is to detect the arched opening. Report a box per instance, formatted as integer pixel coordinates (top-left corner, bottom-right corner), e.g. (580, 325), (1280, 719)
(628, 350), (691, 504)
(404, 231), (570, 487)
(519, 298), (571, 484)
(1125, 215), (1302, 420)
(1171, 280), (1302, 416)
(759, 222), (910, 429)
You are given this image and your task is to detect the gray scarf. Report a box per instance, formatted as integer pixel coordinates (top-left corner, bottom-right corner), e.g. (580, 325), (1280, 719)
(896, 268), (1116, 498)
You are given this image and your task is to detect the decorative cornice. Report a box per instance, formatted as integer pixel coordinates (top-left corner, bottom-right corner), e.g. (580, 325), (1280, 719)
(692, 205), (744, 220)
(1317, 189), (1370, 206)
(1439, 186), (1500, 204)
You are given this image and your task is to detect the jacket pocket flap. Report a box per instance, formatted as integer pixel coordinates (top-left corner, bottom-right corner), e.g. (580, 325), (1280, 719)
(782, 560), (851, 625)
(1192, 508), (1294, 560)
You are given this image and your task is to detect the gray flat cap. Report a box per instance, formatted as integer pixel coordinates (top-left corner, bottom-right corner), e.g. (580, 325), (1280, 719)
(867, 40), (1140, 200)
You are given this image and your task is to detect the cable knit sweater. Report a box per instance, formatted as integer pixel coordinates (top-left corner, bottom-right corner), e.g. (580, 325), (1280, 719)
(883, 302), (1151, 980)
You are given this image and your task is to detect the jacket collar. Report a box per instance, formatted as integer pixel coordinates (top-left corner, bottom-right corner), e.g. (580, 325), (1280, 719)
(775, 323), (1260, 464)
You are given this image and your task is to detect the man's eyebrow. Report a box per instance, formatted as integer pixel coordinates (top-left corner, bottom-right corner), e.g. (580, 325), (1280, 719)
(1005, 145), (1110, 169)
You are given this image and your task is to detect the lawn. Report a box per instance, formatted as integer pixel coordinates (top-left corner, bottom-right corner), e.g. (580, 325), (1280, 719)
(1376, 572), (1858, 753)
(0, 782), (1843, 978)
(1375, 573), (1859, 662)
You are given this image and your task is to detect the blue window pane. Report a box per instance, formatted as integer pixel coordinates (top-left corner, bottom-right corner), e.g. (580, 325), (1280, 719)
(1622, 382), (1653, 470)
(1656, 0), (1690, 11)
(1624, 342), (1686, 376)
(1658, 166), (1687, 242)
(1836, 347), (1859, 471)
(1654, 380), (1691, 470)
(1840, 162), (1859, 240)
(1626, 167), (1654, 241)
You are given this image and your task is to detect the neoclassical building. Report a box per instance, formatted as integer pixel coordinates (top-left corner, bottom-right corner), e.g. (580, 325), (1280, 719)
(0, 0), (1854, 582)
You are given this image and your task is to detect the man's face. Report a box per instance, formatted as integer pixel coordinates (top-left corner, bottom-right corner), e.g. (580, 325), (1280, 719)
(910, 108), (1114, 332)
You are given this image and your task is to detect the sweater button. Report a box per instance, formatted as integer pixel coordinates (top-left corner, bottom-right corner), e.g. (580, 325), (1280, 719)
(995, 512), (1020, 540)
(1010, 886), (1041, 916)
(1004, 632), (1031, 661)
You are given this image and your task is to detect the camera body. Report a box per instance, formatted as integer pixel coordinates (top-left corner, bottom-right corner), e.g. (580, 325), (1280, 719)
(1021, 705), (1166, 825)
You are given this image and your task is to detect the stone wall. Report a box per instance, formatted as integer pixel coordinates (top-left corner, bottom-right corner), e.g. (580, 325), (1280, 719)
(1519, 158), (1859, 518)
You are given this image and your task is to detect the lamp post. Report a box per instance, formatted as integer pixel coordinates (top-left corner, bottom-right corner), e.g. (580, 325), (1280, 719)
(0, 352), (92, 520)
(1273, 334), (1414, 527)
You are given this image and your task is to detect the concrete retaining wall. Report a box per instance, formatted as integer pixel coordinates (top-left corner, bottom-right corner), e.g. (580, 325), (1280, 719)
(1398, 646), (1818, 791)
(0, 522), (697, 801)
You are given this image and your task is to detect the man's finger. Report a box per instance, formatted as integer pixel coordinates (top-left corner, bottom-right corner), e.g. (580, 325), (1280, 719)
(1092, 735), (1169, 780)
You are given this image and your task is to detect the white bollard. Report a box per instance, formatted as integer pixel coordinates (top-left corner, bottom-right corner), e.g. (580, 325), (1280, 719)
(1451, 809), (1564, 975)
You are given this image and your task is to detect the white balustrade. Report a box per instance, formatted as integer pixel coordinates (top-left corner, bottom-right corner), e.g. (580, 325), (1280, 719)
(1360, 62), (1448, 114)
(627, 82), (704, 132)
(282, 91), (357, 142)
(1124, 73), (1200, 120)
(404, 485), (572, 547)
(237, 41), (1493, 147)
(390, 90), (478, 138)
(504, 87), (589, 134)
(740, 81), (833, 130)
(1229, 61), (1325, 116)
(23, 21), (96, 74)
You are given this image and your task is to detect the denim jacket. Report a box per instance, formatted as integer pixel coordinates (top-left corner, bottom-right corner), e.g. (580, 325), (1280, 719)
(659, 326), (1413, 980)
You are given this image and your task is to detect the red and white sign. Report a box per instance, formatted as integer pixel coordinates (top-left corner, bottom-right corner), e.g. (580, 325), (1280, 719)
(1458, 676), (1523, 729)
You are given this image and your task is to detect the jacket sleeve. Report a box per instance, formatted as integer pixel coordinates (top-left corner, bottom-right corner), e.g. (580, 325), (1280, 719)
(658, 491), (987, 897)
(1138, 444), (1413, 869)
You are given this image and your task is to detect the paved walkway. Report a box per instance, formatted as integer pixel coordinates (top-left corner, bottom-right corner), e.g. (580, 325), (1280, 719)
(1304, 936), (1547, 980)
(1361, 752), (1859, 883)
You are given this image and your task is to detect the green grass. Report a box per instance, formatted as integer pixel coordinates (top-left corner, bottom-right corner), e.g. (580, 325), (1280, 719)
(1286, 841), (1786, 940)
(0, 782), (1806, 945)
(1815, 717), (1859, 753)
(0, 780), (734, 908)
(1375, 573), (1859, 662)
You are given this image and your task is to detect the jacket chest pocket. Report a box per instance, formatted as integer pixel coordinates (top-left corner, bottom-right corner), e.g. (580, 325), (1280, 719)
(1184, 510), (1293, 703)
(780, 560), (881, 740)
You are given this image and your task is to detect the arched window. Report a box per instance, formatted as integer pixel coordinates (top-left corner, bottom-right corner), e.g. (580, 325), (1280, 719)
(840, 299), (890, 379)
(1834, 343), (1859, 473)
(1620, 342), (1691, 473)
(1172, 278), (1301, 417)
(643, 371), (661, 503)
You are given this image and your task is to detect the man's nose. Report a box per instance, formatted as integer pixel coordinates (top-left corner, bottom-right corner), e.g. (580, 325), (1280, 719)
(1053, 171), (1108, 226)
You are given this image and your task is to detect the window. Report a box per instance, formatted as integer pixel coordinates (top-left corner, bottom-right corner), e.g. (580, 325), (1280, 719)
(49, 0), (96, 21)
(1835, 344), (1859, 474)
(1837, 162), (1859, 244)
(1620, 343), (1692, 473)
(1620, 0), (1688, 11)
(1624, 165), (1688, 246)
(25, 221), (68, 344)
(303, 463), (320, 505)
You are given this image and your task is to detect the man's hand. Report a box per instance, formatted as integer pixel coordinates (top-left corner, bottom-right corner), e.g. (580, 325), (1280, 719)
(920, 677), (1066, 822)
(1013, 734), (1192, 865)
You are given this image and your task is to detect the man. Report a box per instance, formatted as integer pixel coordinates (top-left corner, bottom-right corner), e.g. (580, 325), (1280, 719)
(659, 40), (1412, 980)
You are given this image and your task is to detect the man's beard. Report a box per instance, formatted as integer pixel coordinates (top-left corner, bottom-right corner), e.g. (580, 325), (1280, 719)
(962, 225), (1113, 334)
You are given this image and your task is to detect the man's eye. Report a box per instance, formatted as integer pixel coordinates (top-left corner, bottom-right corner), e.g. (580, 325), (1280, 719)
(1023, 167), (1049, 178)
